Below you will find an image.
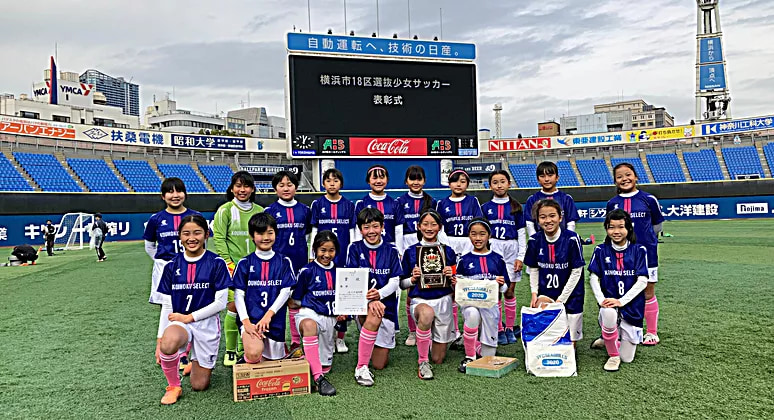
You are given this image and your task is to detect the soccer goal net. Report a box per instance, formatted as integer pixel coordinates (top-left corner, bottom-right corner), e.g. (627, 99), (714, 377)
(53, 213), (95, 251)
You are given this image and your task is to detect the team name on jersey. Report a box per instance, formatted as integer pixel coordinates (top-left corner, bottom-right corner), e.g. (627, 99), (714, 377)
(629, 212), (647, 218)
(490, 220), (516, 226)
(231, 230), (248, 236)
(172, 283), (211, 290)
(247, 280), (284, 287)
(443, 215), (474, 222)
(465, 273), (499, 281)
(537, 261), (569, 269)
(158, 231), (179, 238)
(368, 268), (391, 275)
(277, 223), (307, 228)
(404, 213), (420, 220)
(317, 219), (351, 225)
(603, 269), (637, 276)
(312, 290), (336, 297)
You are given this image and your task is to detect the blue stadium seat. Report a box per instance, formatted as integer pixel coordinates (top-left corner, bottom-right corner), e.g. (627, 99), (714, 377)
(67, 158), (127, 192)
(508, 164), (539, 188)
(13, 152), (82, 192)
(575, 159), (613, 186)
(113, 160), (161, 193)
(610, 157), (651, 184)
(157, 164), (210, 193)
(198, 164), (234, 193)
(721, 146), (765, 179)
(555, 161), (581, 187)
(0, 154), (34, 191)
(645, 153), (686, 183)
(763, 142), (774, 176)
(683, 149), (724, 181)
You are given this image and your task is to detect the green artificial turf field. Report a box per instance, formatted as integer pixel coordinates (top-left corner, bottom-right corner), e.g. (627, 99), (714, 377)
(1, 219), (772, 419)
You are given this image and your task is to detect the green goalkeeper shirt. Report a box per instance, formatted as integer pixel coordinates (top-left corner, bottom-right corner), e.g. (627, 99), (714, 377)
(212, 199), (264, 268)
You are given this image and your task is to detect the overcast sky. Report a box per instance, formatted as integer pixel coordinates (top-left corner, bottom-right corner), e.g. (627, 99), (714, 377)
(1, 0), (772, 136)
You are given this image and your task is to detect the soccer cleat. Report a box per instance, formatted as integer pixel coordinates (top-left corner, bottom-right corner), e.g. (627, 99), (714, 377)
(287, 343), (304, 359)
(223, 351), (237, 367)
(642, 333), (660, 346)
(315, 375), (337, 396)
(497, 331), (508, 345)
(335, 338), (349, 353)
(178, 355), (189, 371)
(505, 328), (518, 344)
(448, 335), (464, 351)
(354, 365), (375, 387)
(458, 357), (474, 374)
(182, 362), (192, 376)
(160, 386), (182, 405)
(590, 336), (605, 350)
(417, 361), (434, 380)
(604, 356), (621, 372)
(404, 331), (417, 346)
(663, 233), (673, 237)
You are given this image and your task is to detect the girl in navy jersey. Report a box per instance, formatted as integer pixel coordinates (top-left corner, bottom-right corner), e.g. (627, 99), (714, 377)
(588, 209), (649, 372)
(156, 215), (230, 405)
(483, 170), (526, 345)
(290, 231), (345, 396)
(396, 165), (436, 346)
(354, 165), (404, 247)
(523, 161), (580, 236)
(607, 163), (664, 346)
(400, 210), (457, 380)
(346, 208), (403, 386)
(524, 200), (586, 344)
(233, 213), (296, 364)
(455, 218), (509, 373)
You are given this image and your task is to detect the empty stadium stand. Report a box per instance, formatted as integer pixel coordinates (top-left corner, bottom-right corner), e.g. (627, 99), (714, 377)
(0, 153), (33, 191)
(508, 164), (540, 188)
(764, 142), (774, 174)
(198, 164), (234, 193)
(67, 158), (128, 192)
(646, 153), (686, 183)
(575, 159), (613, 186)
(683, 149), (725, 181)
(156, 163), (210, 193)
(610, 157), (651, 184)
(113, 160), (162, 193)
(13, 152), (82, 192)
(722, 146), (765, 179)
(556, 161), (581, 187)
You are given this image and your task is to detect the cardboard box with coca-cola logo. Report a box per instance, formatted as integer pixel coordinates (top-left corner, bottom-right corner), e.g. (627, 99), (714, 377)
(233, 358), (311, 402)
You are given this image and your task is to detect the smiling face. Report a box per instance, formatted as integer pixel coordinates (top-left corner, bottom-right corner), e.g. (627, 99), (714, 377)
(538, 205), (562, 236)
(252, 226), (276, 252)
(231, 179), (254, 202)
(606, 218), (628, 246)
(162, 188), (186, 210)
(490, 174), (510, 198)
(406, 175), (425, 195)
(614, 166), (638, 194)
(538, 173), (558, 192)
(360, 221), (383, 245)
(469, 223), (490, 252)
(179, 221), (207, 256)
(450, 176), (468, 197)
(323, 175), (342, 196)
(275, 176), (297, 201)
(418, 214), (441, 243)
(369, 172), (387, 194)
(315, 241), (337, 266)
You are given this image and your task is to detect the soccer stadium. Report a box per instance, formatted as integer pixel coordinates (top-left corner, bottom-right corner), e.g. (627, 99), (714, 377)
(1, 1), (772, 419)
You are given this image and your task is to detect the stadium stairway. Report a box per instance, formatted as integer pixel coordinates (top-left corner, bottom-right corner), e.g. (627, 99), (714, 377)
(190, 162), (215, 192)
(568, 158), (586, 186)
(713, 146), (731, 179)
(147, 160), (166, 182)
(54, 151), (89, 192)
(675, 150), (693, 182)
(103, 156), (134, 192)
(639, 152), (656, 184)
(2, 151), (39, 191)
(754, 140), (772, 178)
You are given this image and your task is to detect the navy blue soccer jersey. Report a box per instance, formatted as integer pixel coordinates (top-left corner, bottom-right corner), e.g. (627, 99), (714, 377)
(310, 196), (356, 266)
(457, 251), (511, 286)
(482, 199), (526, 240)
(397, 192), (437, 235)
(292, 261), (337, 316)
(524, 190), (580, 233)
(265, 201), (312, 274)
(157, 250), (231, 314)
(607, 191), (664, 267)
(524, 230), (585, 314)
(588, 243), (648, 327)
(436, 195), (483, 237)
(401, 243), (457, 300)
(355, 194), (404, 244)
(143, 209), (203, 261)
(346, 240), (403, 326)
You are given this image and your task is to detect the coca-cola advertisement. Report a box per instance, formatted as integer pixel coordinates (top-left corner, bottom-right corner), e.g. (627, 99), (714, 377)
(348, 137), (428, 157)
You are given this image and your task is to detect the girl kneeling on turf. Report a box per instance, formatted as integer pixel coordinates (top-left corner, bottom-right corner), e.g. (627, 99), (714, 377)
(400, 210), (457, 380)
(524, 199), (586, 345)
(233, 213), (296, 363)
(156, 215), (230, 405)
(588, 209), (649, 372)
(455, 218), (510, 373)
(290, 230), (346, 396)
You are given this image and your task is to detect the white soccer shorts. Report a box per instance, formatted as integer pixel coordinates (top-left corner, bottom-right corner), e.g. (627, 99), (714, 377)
(295, 307), (337, 367)
(356, 317), (397, 349)
(239, 327), (287, 360)
(567, 313), (583, 342)
(446, 236), (473, 258)
(648, 267), (659, 283)
(462, 305), (500, 347)
(410, 294), (457, 344)
(167, 316), (221, 369)
(149, 259), (168, 305)
(490, 238), (522, 283)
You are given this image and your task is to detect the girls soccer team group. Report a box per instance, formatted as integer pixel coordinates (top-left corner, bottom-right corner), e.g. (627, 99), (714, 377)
(144, 161), (665, 404)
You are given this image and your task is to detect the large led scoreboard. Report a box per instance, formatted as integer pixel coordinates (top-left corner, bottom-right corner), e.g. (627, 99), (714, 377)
(285, 33), (478, 159)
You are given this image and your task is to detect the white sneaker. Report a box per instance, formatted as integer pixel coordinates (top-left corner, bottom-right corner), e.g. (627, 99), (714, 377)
(335, 338), (349, 353)
(417, 361), (434, 380)
(590, 336), (605, 350)
(642, 332), (660, 346)
(604, 356), (621, 372)
(404, 332), (416, 346)
(354, 365), (375, 387)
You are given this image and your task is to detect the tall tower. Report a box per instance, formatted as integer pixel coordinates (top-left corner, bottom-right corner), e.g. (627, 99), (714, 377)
(696, 0), (731, 122)
(493, 103), (502, 139)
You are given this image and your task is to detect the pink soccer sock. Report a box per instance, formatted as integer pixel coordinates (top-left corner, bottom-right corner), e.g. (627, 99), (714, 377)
(645, 296), (660, 335)
(504, 297), (517, 330)
(601, 326), (620, 357)
(181, 341), (191, 359)
(463, 326), (478, 359)
(289, 308), (300, 345)
(357, 328), (378, 369)
(302, 336), (323, 380)
(497, 301), (504, 332)
(159, 352), (181, 388)
(415, 328), (432, 364)
(452, 303), (459, 331)
(406, 299), (417, 333)
(322, 365), (331, 374)
(475, 340), (482, 357)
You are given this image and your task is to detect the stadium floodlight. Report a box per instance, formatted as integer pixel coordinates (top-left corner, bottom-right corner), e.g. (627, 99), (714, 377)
(53, 213), (95, 251)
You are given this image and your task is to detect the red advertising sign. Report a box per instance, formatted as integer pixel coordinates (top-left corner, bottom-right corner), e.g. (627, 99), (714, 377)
(488, 138), (551, 151)
(349, 137), (428, 156)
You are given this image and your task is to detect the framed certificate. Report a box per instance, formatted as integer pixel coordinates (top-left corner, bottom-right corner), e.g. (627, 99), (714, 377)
(418, 245), (450, 289)
(334, 268), (369, 315)
(454, 276), (498, 309)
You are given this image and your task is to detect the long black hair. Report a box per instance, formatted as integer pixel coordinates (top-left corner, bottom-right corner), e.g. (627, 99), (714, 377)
(612, 162), (639, 194)
(604, 209), (637, 245)
(416, 209), (443, 241)
(405, 165), (434, 214)
(226, 171), (256, 202)
(488, 170), (522, 216)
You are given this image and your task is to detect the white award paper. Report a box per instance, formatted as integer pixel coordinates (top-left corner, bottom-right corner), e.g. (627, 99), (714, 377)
(334, 268), (369, 315)
(454, 277), (499, 309)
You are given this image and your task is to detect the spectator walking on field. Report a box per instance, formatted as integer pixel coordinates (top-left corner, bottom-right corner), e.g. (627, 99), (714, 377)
(41, 220), (56, 256)
(92, 213), (109, 262)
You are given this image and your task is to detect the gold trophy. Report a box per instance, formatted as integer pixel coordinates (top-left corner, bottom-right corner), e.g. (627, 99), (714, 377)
(418, 245), (449, 289)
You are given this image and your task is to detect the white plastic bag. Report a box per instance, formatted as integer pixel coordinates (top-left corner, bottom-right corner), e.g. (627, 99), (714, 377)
(521, 303), (577, 377)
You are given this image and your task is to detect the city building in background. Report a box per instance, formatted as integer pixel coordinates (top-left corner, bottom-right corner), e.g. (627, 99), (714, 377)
(695, 0), (731, 121)
(227, 107), (286, 138)
(537, 121), (560, 136)
(79, 69), (140, 117)
(560, 99), (674, 135)
(145, 97), (231, 133)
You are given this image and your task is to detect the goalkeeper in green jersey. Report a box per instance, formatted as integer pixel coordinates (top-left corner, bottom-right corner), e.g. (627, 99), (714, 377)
(212, 171), (264, 366)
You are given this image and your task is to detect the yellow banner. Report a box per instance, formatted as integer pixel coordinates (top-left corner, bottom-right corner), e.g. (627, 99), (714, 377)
(626, 125), (695, 142)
